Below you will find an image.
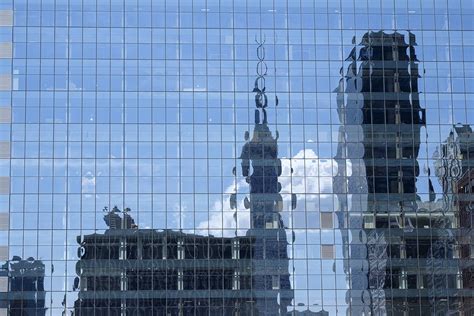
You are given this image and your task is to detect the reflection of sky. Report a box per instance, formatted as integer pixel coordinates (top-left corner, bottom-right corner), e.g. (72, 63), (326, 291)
(4, 1), (474, 314)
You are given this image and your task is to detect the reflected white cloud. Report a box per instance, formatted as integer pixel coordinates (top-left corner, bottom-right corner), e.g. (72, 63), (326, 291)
(197, 149), (339, 236)
(81, 173), (95, 193)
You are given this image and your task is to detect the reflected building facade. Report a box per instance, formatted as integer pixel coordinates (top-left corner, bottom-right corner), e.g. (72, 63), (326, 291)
(74, 208), (257, 315)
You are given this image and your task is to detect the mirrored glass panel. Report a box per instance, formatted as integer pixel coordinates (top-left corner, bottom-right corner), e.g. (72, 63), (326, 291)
(0, 0), (473, 315)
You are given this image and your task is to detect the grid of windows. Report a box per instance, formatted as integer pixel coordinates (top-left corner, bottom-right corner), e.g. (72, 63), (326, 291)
(0, 0), (473, 315)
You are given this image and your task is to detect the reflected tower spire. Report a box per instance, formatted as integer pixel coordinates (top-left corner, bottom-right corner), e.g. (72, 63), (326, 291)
(240, 35), (285, 230)
(232, 36), (294, 315)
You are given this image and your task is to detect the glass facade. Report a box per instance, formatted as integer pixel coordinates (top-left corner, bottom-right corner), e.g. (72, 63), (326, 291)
(0, 0), (473, 315)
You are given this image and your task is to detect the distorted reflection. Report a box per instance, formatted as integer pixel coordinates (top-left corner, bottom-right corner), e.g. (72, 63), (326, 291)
(234, 37), (293, 314)
(335, 30), (468, 315)
(3, 2), (473, 313)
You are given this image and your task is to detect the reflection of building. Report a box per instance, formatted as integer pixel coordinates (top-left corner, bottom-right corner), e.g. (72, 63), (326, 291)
(451, 125), (474, 315)
(358, 30), (427, 315)
(74, 208), (257, 315)
(0, 256), (46, 316)
(238, 116), (293, 314)
(336, 31), (472, 316)
(334, 31), (465, 315)
(234, 40), (293, 314)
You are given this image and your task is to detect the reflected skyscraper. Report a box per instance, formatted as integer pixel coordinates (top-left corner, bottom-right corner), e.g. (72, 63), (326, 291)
(336, 30), (471, 316)
(335, 30), (436, 315)
(357, 31), (426, 315)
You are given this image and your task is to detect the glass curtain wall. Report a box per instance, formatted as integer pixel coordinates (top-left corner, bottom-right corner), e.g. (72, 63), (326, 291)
(0, 0), (473, 315)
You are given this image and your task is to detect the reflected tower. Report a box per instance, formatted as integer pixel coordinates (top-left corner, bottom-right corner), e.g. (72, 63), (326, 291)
(357, 31), (426, 315)
(233, 38), (294, 315)
(335, 31), (426, 315)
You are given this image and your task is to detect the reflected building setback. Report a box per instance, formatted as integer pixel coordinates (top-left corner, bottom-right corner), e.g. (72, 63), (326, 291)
(0, 256), (46, 316)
